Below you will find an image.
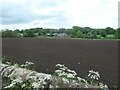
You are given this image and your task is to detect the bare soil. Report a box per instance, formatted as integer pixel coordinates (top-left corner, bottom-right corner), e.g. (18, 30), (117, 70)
(2, 38), (119, 88)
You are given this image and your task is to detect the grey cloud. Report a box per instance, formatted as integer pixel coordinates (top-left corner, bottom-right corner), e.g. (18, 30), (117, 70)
(2, 2), (35, 24)
(1, 1), (69, 26)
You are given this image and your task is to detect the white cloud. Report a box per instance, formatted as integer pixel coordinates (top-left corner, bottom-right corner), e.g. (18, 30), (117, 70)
(0, 0), (119, 30)
(0, 0), (27, 4)
(63, 0), (118, 28)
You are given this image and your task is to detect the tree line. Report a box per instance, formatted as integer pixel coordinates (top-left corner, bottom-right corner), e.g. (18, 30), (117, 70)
(1, 26), (120, 39)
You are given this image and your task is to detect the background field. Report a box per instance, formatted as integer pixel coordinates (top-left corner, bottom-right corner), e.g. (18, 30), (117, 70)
(2, 38), (118, 88)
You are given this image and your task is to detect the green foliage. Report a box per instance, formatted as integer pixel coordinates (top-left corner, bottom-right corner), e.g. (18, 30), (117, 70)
(23, 30), (36, 37)
(106, 35), (115, 39)
(0, 31), (2, 37)
(105, 27), (115, 34)
(100, 31), (107, 38)
(115, 28), (120, 39)
(76, 30), (83, 38)
(70, 26), (83, 38)
(2, 26), (118, 39)
(2, 30), (19, 38)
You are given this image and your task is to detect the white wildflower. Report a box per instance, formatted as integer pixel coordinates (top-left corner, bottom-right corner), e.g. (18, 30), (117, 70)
(49, 85), (53, 88)
(62, 78), (69, 84)
(88, 70), (100, 81)
(85, 85), (88, 88)
(99, 83), (108, 89)
(67, 69), (77, 76)
(77, 77), (82, 81)
(99, 83), (104, 88)
(6, 62), (11, 65)
(3, 82), (15, 89)
(32, 82), (40, 89)
(25, 61), (34, 65)
(56, 85), (59, 88)
(67, 73), (75, 79)
(13, 63), (19, 67)
(21, 83), (26, 88)
(13, 77), (23, 83)
(81, 78), (88, 84)
(104, 84), (108, 88)
(56, 64), (64, 67)
(44, 74), (52, 80)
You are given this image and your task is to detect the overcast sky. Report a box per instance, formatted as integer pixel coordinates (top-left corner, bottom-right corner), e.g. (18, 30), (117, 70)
(0, 0), (119, 30)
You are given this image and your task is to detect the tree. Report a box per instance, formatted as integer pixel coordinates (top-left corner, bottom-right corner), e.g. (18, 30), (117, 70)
(76, 30), (83, 38)
(14, 29), (20, 33)
(2, 30), (18, 38)
(71, 26), (83, 38)
(92, 32), (97, 39)
(105, 27), (115, 34)
(70, 29), (76, 38)
(0, 31), (2, 37)
(58, 28), (66, 33)
(100, 31), (107, 38)
(87, 32), (93, 39)
(115, 28), (120, 39)
(72, 26), (81, 31)
(24, 30), (35, 37)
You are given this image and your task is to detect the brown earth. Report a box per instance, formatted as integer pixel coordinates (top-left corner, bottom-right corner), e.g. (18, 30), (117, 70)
(2, 38), (119, 88)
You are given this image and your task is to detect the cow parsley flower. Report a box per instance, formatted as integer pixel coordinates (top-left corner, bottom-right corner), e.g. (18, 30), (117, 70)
(55, 64), (77, 79)
(87, 70), (101, 85)
(62, 78), (69, 84)
(32, 82), (40, 89)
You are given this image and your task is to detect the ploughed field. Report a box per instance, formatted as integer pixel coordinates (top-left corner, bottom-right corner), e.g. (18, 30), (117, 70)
(2, 38), (118, 88)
